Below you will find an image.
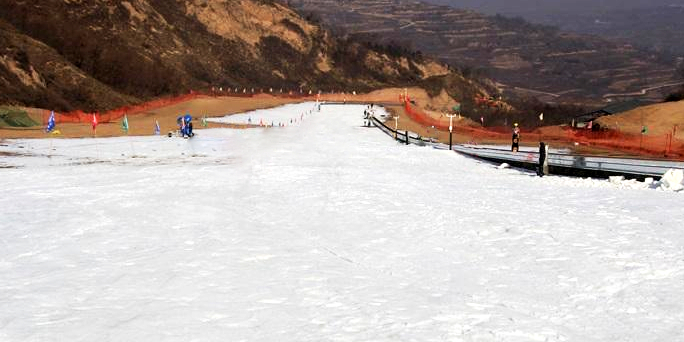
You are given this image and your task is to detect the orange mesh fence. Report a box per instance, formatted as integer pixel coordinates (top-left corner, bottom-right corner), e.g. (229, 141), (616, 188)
(40, 89), (316, 126)
(43, 93), (207, 125)
(404, 101), (684, 158)
(403, 101), (448, 130)
(565, 128), (684, 157)
(403, 101), (512, 142)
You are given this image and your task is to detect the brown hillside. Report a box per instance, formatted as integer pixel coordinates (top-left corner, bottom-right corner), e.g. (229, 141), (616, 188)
(289, 0), (681, 104)
(0, 0), (485, 113)
(0, 19), (135, 111)
(596, 100), (684, 138)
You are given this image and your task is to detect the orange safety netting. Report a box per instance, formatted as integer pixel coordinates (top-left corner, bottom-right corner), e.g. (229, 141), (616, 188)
(403, 101), (684, 158)
(403, 100), (510, 140)
(43, 93), (207, 125)
(565, 128), (683, 157)
(40, 89), (316, 126)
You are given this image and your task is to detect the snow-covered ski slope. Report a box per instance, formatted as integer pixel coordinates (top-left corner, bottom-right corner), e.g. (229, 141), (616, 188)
(1, 103), (683, 341)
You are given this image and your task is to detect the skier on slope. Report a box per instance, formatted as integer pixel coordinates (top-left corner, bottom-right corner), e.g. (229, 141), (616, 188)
(176, 116), (184, 136)
(184, 114), (193, 137)
(187, 119), (193, 137)
(366, 106), (374, 127)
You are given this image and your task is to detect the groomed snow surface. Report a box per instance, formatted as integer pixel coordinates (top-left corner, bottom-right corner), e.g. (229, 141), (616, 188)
(1, 103), (683, 341)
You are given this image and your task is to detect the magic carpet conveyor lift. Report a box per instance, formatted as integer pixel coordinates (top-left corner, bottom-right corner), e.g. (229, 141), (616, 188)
(370, 115), (684, 179)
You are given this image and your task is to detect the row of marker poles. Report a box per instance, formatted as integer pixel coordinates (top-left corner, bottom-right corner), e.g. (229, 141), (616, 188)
(211, 87), (358, 96)
(45, 112), (142, 160)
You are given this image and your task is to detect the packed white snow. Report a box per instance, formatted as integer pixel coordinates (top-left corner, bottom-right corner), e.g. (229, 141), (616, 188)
(1, 103), (683, 342)
(659, 169), (684, 192)
(208, 102), (317, 126)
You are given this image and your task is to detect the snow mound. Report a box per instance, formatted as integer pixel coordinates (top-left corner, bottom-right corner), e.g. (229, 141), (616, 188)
(497, 163), (510, 169)
(608, 176), (625, 183)
(658, 169), (684, 192)
(606, 175), (666, 191)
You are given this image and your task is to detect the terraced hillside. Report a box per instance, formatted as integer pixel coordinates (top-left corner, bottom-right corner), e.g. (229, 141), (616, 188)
(542, 5), (684, 56)
(289, 0), (682, 103)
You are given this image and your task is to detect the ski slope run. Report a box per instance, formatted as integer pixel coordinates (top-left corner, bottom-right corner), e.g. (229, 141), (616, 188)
(1, 103), (683, 341)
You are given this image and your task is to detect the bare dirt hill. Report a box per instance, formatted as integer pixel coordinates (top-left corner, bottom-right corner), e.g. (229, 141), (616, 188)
(596, 100), (684, 138)
(0, 0), (490, 113)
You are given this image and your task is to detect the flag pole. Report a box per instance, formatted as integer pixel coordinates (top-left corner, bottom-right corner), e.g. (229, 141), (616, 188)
(49, 123), (53, 157)
(47, 110), (54, 159)
(95, 128), (100, 160)
(539, 112), (543, 143)
(640, 112), (644, 151)
(93, 113), (100, 159)
(49, 135), (53, 160)
(127, 115), (135, 156)
(446, 113), (457, 150)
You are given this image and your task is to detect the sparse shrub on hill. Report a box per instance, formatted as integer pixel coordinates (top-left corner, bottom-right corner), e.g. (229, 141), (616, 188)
(420, 73), (491, 115)
(664, 88), (684, 102)
(280, 18), (307, 38)
(0, 106), (37, 128)
(667, 66), (684, 101)
(0, 0), (480, 111)
(492, 15), (558, 36)
(453, 94), (591, 129)
(501, 96), (590, 128)
(361, 39), (425, 63)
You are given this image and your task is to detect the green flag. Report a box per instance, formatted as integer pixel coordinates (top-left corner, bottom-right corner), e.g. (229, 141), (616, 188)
(121, 115), (129, 133)
(641, 125), (648, 135)
(452, 104), (461, 112)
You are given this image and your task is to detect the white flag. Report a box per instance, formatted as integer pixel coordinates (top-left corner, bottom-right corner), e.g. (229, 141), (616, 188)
(539, 112), (544, 121)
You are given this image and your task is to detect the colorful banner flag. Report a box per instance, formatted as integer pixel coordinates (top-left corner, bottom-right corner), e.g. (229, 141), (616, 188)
(46, 110), (55, 132)
(121, 115), (129, 133)
(92, 113), (98, 131)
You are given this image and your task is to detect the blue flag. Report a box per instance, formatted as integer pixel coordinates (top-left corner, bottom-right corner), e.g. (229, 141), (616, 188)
(121, 115), (129, 133)
(46, 111), (55, 132)
(154, 120), (160, 135)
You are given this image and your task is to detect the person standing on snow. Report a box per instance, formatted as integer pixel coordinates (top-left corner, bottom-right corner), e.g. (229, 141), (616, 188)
(537, 142), (549, 177)
(511, 123), (521, 152)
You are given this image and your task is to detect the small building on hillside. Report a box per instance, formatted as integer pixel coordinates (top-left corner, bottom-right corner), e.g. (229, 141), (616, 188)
(572, 100), (649, 129)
